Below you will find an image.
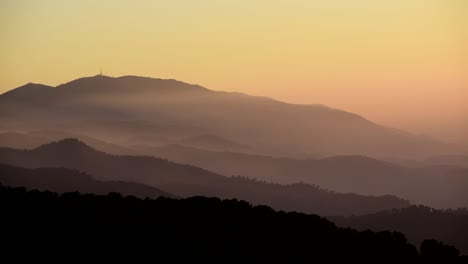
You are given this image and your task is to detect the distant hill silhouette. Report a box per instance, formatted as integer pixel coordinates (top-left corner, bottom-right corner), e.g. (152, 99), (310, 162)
(0, 131), (135, 154)
(0, 75), (457, 158)
(330, 205), (468, 255)
(145, 144), (468, 208)
(2, 133), (466, 208)
(0, 139), (411, 216)
(1, 83), (54, 98)
(2, 184), (465, 262)
(0, 163), (174, 198)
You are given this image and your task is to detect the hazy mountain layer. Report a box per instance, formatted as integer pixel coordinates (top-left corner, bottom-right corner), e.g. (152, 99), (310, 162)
(0, 139), (410, 216)
(0, 75), (457, 158)
(1, 132), (466, 208)
(145, 144), (468, 208)
(0, 163), (174, 199)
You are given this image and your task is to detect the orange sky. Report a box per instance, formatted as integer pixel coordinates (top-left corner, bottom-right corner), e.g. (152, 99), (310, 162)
(1, 0), (467, 144)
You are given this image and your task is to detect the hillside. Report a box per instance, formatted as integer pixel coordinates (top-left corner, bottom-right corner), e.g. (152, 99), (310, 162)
(0, 139), (411, 216)
(145, 144), (468, 208)
(2, 133), (465, 208)
(330, 206), (468, 255)
(0, 75), (455, 158)
(1, 184), (465, 262)
(0, 163), (174, 198)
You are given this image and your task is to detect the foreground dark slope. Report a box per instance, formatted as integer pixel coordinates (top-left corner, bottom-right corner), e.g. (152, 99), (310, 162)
(146, 144), (468, 208)
(0, 163), (174, 199)
(0, 139), (410, 216)
(1, 185), (465, 262)
(330, 206), (468, 255)
(0, 75), (453, 158)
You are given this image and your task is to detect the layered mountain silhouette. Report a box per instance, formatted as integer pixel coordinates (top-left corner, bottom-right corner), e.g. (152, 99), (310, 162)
(2, 132), (466, 208)
(0, 163), (174, 198)
(144, 144), (468, 208)
(0, 75), (457, 158)
(2, 74), (467, 261)
(0, 139), (411, 216)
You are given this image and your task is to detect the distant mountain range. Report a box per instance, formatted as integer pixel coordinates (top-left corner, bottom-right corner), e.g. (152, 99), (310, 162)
(0, 139), (410, 216)
(1, 132), (466, 208)
(144, 144), (468, 208)
(0, 75), (459, 158)
(1, 75), (466, 259)
(0, 163), (174, 199)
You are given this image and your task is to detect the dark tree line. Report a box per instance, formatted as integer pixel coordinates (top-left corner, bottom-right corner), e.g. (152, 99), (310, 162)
(330, 205), (468, 256)
(0, 184), (466, 263)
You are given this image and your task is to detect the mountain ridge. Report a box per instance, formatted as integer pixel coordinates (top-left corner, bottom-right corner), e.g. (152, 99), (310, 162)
(0, 162), (175, 199)
(0, 74), (456, 158)
(144, 143), (468, 208)
(0, 138), (412, 216)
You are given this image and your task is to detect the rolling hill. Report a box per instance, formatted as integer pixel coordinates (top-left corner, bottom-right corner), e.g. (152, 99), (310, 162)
(0, 163), (174, 199)
(0, 138), (411, 216)
(145, 144), (468, 208)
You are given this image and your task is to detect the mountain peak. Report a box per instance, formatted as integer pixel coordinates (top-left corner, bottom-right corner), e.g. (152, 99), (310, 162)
(56, 75), (211, 95)
(34, 138), (97, 154)
(1, 83), (54, 97)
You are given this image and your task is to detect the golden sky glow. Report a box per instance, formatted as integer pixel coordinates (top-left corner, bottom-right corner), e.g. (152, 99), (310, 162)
(1, 0), (467, 143)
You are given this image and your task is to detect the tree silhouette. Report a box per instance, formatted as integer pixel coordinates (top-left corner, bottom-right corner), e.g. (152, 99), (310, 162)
(0, 184), (465, 263)
(330, 205), (468, 256)
(421, 239), (460, 260)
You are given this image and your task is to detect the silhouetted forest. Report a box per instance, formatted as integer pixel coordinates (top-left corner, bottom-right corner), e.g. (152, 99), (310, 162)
(0, 139), (410, 215)
(1, 184), (466, 263)
(330, 205), (468, 255)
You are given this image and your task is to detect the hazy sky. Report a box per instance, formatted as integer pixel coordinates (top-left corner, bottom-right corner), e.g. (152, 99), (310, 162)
(1, 0), (467, 143)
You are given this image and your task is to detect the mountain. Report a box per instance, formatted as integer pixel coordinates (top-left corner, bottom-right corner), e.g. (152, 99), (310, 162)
(0, 131), (135, 154)
(0, 75), (457, 158)
(1, 83), (54, 98)
(2, 132), (465, 208)
(0, 163), (174, 198)
(0, 139), (411, 216)
(330, 206), (468, 255)
(144, 144), (468, 208)
(4, 185), (464, 262)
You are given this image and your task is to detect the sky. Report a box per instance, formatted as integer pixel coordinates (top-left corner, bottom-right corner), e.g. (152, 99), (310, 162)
(1, 0), (467, 144)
